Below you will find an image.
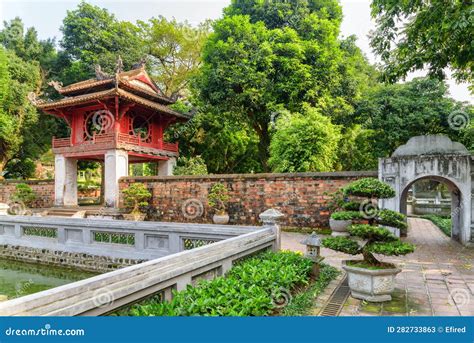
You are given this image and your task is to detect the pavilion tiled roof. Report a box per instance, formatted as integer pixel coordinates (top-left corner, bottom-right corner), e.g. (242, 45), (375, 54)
(53, 67), (174, 105)
(35, 88), (190, 120)
(32, 65), (190, 120)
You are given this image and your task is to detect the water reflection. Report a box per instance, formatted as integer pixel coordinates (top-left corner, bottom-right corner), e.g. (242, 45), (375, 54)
(0, 259), (97, 300)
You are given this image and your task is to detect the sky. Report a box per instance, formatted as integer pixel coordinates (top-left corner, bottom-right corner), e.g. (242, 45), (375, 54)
(0, 0), (472, 103)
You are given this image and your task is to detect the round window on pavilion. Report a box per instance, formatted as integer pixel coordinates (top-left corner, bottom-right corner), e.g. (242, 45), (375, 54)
(132, 115), (151, 142)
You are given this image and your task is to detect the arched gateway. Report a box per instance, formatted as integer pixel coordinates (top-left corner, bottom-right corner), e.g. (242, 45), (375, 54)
(379, 135), (473, 246)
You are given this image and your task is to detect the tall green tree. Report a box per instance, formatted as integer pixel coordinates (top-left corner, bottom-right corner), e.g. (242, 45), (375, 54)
(355, 77), (473, 158)
(59, 1), (145, 82)
(0, 18), (65, 178)
(138, 17), (210, 97)
(195, 0), (375, 171)
(268, 106), (341, 172)
(370, 0), (473, 87)
(0, 48), (41, 176)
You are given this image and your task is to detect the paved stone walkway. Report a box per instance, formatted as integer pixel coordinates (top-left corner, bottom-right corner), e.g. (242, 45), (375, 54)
(282, 218), (474, 316)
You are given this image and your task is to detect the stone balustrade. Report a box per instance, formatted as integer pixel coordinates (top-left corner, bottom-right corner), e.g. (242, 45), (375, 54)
(0, 215), (261, 263)
(0, 209), (283, 316)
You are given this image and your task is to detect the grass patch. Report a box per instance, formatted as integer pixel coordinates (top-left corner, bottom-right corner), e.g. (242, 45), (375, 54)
(346, 260), (396, 270)
(124, 251), (314, 316)
(421, 214), (451, 236)
(282, 227), (332, 235)
(281, 264), (339, 316)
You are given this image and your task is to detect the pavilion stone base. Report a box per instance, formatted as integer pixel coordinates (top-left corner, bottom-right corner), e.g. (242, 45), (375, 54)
(104, 149), (129, 208)
(54, 150), (177, 209)
(54, 154), (78, 207)
(158, 157), (177, 176)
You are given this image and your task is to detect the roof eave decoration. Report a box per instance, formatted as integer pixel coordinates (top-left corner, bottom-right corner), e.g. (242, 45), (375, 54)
(30, 88), (190, 120)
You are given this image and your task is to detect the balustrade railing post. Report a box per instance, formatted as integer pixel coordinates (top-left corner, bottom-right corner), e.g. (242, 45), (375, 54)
(259, 208), (284, 251)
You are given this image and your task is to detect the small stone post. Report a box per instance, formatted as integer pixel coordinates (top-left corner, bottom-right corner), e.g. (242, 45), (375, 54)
(259, 208), (284, 251)
(0, 203), (9, 216)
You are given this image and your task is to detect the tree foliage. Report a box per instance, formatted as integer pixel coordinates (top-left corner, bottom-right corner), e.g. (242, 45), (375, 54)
(0, 48), (40, 175)
(268, 106), (341, 172)
(195, 0), (373, 171)
(370, 0), (473, 86)
(355, 77), (473, 158)
(139, 17), (210, 97)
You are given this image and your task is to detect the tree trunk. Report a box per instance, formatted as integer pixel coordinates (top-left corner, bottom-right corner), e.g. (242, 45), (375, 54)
(362, 249), (379, 266)
(252, 122), (271, 172)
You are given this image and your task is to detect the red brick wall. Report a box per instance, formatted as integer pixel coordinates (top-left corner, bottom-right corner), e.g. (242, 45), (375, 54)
(0, 180), (55, 208)
(119, 171), (377, 228)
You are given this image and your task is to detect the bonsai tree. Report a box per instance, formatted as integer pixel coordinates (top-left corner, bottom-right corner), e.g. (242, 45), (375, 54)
(11, 183), (36, 207)
(324, 178), (414, 268)
(208, 183), (230, 215)
(323, 224), (415, 267)
(122, 183), (152, 214)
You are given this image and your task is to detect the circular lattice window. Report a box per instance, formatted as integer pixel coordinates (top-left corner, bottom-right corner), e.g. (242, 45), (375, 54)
(131, 115), (151, 142)
(84, 110), (114, 139)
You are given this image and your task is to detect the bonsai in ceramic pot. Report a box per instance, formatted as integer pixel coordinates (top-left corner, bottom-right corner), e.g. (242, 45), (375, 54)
(323, 178), (415, 302)
(323, 224), (414, 302)
(376, 209), (408, 238)
(208, 183), (230, 224)
(329, 211), (362, 236)
(122, 183), (152, 221)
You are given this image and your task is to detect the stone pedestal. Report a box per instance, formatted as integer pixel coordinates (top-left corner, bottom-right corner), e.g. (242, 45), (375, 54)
(158, 157), (176, 176)
(104, 150), (129, 208)
(0, 203), (9, 215)
(55, 154), (78, 206)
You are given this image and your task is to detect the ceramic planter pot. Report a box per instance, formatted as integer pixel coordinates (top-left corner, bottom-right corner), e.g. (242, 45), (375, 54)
(213, 213), (230, 224)
(329, 219), (351, 236)
(123, 212), (146, 221)
(342, 260), (401, 302)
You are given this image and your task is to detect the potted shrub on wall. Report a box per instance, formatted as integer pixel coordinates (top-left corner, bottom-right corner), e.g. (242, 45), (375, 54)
(329, 211), (362, 236)
(122, 183), (152, 221)
(9, 183), (37, 215)
(323, 178), (415, 302)
(208, 183), (231, 224)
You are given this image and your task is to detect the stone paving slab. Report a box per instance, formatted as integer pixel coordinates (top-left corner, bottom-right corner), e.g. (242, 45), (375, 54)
(282, 218), (474, 316)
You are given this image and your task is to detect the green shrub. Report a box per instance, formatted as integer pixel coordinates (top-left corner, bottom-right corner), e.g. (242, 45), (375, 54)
(321, 236), (361, 255)
(421, 214), (452, 236)
(128, 251), (313, 316)
(173, 156), (208, 176)
(341, 201), (362, 211)
(343, 178), (396, 199)
(377, 209), (408, 230)
(330, 211), (362, 221)
(282, 264), (340, 316)
(208, 183), (230, 215)
(11, 183), (36, 207)
(122, 183), (152, 214)
(322, 224), (415, 267)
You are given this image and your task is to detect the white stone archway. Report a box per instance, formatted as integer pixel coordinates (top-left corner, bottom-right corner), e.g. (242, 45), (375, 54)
(379, 135), (473, 246)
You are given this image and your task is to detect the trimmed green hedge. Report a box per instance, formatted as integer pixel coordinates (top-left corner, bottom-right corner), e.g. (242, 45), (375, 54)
(421, 214), (452, 236)
(330, 211), (363, 220)
(127, 251), (314, 316)
(343, 178), (396, 199)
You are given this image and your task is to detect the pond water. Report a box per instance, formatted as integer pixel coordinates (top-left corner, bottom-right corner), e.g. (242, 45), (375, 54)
(0, 259), (97, 301)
